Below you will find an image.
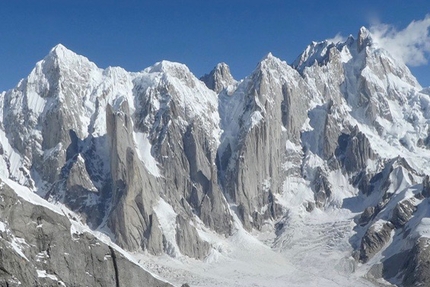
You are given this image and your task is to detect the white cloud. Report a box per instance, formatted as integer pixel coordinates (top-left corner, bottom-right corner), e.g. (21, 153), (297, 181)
(327, 33), (346, 44)
(369, 15), (430, 66)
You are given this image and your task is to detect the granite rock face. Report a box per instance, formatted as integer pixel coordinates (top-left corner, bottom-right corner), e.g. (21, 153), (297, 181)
(0, 48), (229, 260)
(0, 179), (171, 287)
(403, 238), (430, 287)
(359, 221), (394, 263)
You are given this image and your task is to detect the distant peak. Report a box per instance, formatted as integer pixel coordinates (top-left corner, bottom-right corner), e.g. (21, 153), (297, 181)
(215, 62), (230, 70)
(357, 26), (373, 52)
(50, 43), (68, 52)
(147, 60), (190, 74)
(359, 26), (370, 36)
(40, 44), (97, 74)
(213, 62), (233, 78)
(48, 43), (77, 59)
(261, 52), (275, 61)
(200, 62), (235, 93)
(292, 40), (334, 72)
(259, 52), (284, 66)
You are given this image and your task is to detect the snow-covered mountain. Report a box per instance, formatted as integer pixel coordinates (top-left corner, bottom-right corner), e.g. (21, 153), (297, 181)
(1, 27), (430, 286)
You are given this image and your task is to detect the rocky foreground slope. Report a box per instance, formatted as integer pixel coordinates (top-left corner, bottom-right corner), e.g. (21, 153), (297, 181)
(1, 27), (430, 286)
(0, 178), (171, 286)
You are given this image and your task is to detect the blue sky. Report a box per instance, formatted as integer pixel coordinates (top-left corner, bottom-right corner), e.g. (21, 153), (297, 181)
(0, 1), (429, 91)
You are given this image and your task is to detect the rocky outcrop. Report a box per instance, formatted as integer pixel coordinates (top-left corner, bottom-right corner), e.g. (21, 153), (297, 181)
(359, 221), (394, 263)
(338, 126), (376, 174)
(359, 206), (376, 226)
(390, 199), (416, 229)
(175, 215), (210, 259)
(313, 167), (332, 207)
(422, 175), (430, 197)
(403, 238), (430, 287)
(0, 179), (171, 287)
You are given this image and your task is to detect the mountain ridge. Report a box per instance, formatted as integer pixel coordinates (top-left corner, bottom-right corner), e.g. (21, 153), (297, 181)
(1, 27), (430, 286)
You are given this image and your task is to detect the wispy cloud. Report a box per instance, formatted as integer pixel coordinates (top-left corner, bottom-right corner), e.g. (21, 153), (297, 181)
(327, 33), (346, 44)
(369, 15), (430, 66)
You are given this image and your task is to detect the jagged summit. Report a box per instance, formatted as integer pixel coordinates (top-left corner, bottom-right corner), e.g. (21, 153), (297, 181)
(255, 52), (291, 72)
(357, 26), (373, 51)
(292, 27), (375, 72)
(292, 39), (338, 73)
(292, 26), (420, 90)
(200, 61), (236, 93)
(259, 52), (287, 65)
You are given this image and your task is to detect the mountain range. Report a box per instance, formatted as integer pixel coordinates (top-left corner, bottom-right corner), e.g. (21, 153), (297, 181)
(1, 27), (430, 286)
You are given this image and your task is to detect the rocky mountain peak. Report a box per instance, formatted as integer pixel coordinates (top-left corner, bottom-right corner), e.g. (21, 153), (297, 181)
(292, 40), (336, 73)
(357, 26), (373, 52)
(259, 52), (282, 64)
(200, 62), (236, 93)
(255, 52), (292, 75)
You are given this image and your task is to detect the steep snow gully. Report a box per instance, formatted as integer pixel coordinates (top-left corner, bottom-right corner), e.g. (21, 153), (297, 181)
(1, 27), (430, 286)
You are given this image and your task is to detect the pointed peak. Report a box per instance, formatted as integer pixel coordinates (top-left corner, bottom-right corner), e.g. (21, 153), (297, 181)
(258, 52), (284, 67)
(50, 43), (68, 52)
(359, 26), (370, 36)
(44, 43), (96, 69)
(357, 26), (373, 52)
(48, 43), (78, 59)
(261, 52), (276, 61)
(292, 40), (334, 72)
(38, 44), (98, 76)
(214, 62), (233, 77)
(200, 62), (236, 93)
(215, 62), (230, 71)
(345, 34), (355, 45)
(254, 52), (293, 78)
